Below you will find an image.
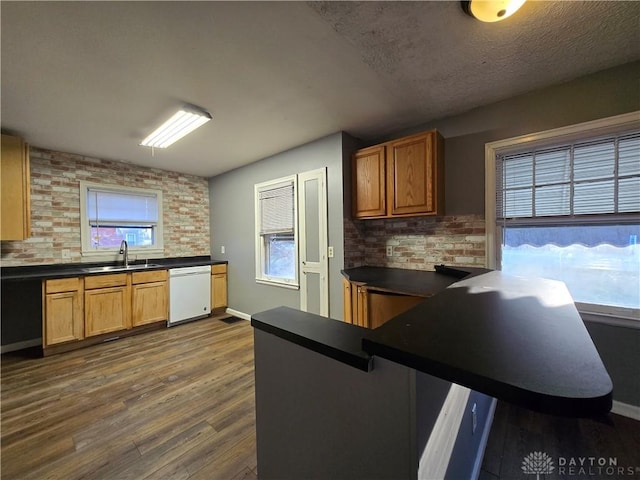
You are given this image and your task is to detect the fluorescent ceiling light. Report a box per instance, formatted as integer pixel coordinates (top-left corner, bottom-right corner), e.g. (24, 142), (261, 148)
(140, 105), (212, 148)
(461, 0), (526, 22)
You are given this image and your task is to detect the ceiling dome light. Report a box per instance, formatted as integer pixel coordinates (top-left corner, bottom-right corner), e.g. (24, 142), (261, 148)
(461, 0), (526, 22)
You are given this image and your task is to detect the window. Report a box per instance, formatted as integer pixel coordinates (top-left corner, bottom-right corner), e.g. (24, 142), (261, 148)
(80, 182), (164, 256)
(254, 175), (298, 288)
(486, 112), (640, 323)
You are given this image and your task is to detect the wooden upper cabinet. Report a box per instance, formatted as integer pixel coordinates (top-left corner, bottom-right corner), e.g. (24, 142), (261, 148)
(351, 130), (444, 219)
(352, 145), (386, 218)
(1, 134), (31, 240)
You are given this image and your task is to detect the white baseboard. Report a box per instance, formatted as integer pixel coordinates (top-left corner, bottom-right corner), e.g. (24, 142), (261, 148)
(1, 338), (41, 354)
(611, 400), (640, 421)
(225, 308), (251, 321)
(471, 398), (498, 480)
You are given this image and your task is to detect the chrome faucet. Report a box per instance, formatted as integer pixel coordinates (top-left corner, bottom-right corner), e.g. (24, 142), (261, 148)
(119, 240), (129, 267)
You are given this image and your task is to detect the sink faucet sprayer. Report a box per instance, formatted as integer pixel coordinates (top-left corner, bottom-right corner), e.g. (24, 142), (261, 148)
(119, 240), (129, 267)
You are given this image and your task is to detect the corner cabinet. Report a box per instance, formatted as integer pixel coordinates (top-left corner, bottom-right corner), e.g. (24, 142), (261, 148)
(211, 264), (228, 312)
(1, 134), (31, 240)
(342, 279), (424, 329)
(352, 130), (444, 219)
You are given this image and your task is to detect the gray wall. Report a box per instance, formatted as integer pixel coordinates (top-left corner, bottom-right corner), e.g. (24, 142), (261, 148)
(378, 61), (640, 215)
(209, 132), (352, 318)
(379, 61), (640, 408)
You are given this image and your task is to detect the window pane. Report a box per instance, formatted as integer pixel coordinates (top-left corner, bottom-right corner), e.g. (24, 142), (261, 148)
(574, 141), (615, 181)
(501, 225), (640, 310)
(504, 188), (532, 217)
(90, 226), (155, 248)
(535, 149), (570, 186)
(535, 184), (570, 216)
(264, 233), (295, 279)
(503, 155), (532, 188)
(618, 135), (640, 176)
(574, 180), (615, 214)
(619, 176), (640, 213)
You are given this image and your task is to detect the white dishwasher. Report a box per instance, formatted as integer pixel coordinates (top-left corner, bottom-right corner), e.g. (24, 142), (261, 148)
(168, 265), (211, 326)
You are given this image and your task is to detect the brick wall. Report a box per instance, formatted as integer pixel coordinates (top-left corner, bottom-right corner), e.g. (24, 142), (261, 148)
(1, 147), (210, 266)
(344, 214), (486, 270)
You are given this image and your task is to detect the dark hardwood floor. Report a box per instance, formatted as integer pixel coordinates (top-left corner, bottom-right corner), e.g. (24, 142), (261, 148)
(1, 315), (257, 480)
(2, 315), (638, 480)
(480, 401), (640, 480)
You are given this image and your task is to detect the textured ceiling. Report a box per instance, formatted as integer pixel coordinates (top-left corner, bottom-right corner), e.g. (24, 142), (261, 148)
(1, 1), (639, 177)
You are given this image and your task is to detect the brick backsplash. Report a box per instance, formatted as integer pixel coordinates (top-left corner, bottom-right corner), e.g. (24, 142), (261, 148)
(1, 147), (210, 266)
(344, 215), (486, 270)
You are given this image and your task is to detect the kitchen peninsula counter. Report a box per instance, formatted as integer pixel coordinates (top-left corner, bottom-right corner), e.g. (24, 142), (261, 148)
(252, 268), (612, 479)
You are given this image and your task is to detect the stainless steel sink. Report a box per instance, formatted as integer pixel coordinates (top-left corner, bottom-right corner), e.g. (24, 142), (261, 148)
(81, 264), (162, 274)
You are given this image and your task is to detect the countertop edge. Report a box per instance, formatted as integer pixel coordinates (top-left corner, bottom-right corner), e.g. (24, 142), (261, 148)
(251, 307), (372, 372)
(1, 257), (227, 281)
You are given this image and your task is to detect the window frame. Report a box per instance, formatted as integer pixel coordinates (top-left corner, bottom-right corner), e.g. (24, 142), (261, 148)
(254, 175), (299, 289)
(79, 181), (164, 257)
(485, 111), (640, 327)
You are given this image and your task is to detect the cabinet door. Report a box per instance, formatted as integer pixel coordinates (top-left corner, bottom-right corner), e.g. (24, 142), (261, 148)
(212, 273), (227, 309)
(366, 291), (424, 329)
(44, 291), (84, 345)
(85, 286), (131, 336)
(352, 145), (386, 218)
(342, 277), (353, 324)
(388, 132), (442, 216)
(132, 281), (167, 326)
(1, 135), (30, 240)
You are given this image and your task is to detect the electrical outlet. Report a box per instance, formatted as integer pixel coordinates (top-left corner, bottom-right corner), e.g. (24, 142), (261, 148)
(386, 246), (393, 257)
(328, 246), (334, 258)
(472, 402), (477, 434)
(221, 246), (225, 254)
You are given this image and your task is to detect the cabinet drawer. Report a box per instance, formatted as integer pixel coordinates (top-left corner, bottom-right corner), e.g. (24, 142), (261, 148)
(211, 264), (227, 274)
(132, 270), (167, 284)
(84, 273), (128, 289)
(45, 277), (82, 294)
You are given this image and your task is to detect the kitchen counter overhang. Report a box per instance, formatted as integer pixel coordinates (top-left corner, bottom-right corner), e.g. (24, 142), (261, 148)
(252, 269), (613, 417)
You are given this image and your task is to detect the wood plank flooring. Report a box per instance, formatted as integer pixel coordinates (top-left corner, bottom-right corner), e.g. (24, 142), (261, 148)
(480, 401), (640, 480)
(3, 315), (639, 480)
(1, 316), (257, 480)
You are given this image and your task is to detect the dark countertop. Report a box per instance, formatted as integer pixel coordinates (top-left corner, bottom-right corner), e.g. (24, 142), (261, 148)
(253, 267), (613, 417)
(342, 265), (490, 297)
(1, 256), (227, 281)
(252, 306), (372, 372)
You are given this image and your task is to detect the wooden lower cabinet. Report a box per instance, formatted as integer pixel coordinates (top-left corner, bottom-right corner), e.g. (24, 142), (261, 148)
(132, 270), (168, 326)
(211, 264), (228, 311)
(84, 273), (131, 337)
(43, 278), (84, 346)
(342, 279), (424, 329)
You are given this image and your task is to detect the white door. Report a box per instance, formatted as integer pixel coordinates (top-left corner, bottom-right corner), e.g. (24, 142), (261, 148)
(298, 168), (329, 316)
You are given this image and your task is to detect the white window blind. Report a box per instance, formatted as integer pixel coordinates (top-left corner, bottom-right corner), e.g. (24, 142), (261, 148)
(259, 183), (294, 235)
(87, 188), (159, 225)
(496, 132), (640, 221)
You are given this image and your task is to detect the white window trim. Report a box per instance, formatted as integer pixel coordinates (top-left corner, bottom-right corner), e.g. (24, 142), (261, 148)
(79, 181), (164, 258)
(254, 175), (299, 289)
(485, 111), (640, 328)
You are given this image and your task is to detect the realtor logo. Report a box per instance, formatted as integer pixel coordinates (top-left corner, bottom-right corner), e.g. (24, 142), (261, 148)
(522, 451), (555, 480)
